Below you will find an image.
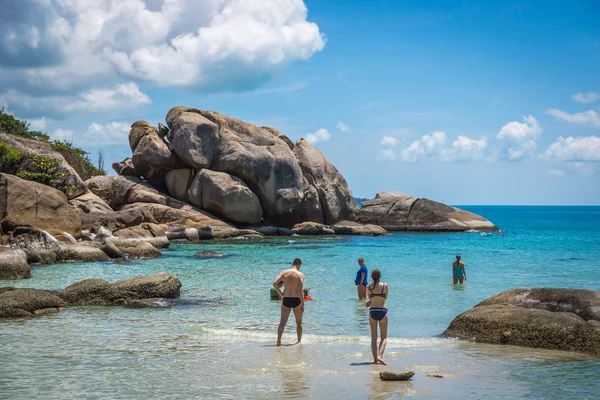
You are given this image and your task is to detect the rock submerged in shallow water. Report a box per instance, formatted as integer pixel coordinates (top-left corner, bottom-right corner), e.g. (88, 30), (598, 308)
(444, 288), (600, 356)
(0, 288), (67, 317)
(0, 248), (30, 280)
(194, 250), (224, 259)
(56, 245), (110, 263)
(379, 371), (415, 381)
(58, 273), (181, 307)
(291, 222), (335, 235)
(331, 220), (387, 236)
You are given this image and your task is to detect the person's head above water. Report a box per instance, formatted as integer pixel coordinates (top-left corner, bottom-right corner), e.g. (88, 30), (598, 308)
(371, 268), (381, 284)
(358, 257), (365, 266)
(292, 258), (302, 269)
(456, 254), (461, 261)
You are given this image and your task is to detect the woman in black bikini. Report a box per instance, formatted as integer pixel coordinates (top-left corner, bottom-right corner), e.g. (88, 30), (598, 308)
(365, 269), (388, 365)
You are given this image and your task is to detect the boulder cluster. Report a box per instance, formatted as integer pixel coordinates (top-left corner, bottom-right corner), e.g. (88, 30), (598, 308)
(444, 288), (600, 356)
(118, 107), (359, 227)
(0, 273), (181, 318)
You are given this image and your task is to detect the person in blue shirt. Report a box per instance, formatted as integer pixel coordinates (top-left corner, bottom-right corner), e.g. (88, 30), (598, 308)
(355, 258), (368, 299)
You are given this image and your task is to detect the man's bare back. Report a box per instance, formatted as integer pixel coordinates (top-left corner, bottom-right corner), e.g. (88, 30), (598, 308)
(274, 269), (304, 299)
(273, 259), (305, 346)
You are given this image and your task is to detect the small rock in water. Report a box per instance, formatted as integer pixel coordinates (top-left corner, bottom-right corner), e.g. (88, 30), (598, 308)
(379, 371), (415, 381)
(194, 250), (224, 259)
(427, 374), (444, 378)
(113, 256), (132, 264)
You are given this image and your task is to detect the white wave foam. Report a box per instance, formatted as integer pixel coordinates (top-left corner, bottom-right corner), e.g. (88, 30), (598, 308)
(195, 327), (456, 348)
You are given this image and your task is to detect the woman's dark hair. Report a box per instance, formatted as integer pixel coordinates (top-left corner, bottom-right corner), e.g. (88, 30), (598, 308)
(371, 269), (381, 286)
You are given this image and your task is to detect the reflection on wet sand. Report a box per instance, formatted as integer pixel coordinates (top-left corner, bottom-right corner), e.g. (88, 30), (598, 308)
(276, 345), (310, 397)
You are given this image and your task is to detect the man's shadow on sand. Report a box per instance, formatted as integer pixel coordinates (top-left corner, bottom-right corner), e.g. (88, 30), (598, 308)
(350, 362), (381, 366)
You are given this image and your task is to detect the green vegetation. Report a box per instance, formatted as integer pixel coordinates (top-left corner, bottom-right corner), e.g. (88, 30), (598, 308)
(0, 108), (50, 142)
(0, 141), (24, 175)
(52, 140), (105, 180)
(0, 142), (76, 194)
(16, 154), (69, 186)
(0, 108), (106, 182)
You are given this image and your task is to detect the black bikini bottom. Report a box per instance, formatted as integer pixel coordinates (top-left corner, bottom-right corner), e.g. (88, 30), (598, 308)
(282, 297), (302, 308)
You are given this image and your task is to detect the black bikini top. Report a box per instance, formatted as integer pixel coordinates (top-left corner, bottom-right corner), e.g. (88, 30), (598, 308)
(369, 283), (387, 297)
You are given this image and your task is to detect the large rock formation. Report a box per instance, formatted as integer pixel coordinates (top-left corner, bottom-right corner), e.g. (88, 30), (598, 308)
(158, 106), (358, 226)
(129, 121), (181, 187)
(359, 192), (497, 232)
(0, 132), (86, 199)
(112, 157), (136, 176)
(0, 173), (81, 235)
(444, 288), (600, 356)
(293, 139), (358, 224)
(189, 169), (263, 224)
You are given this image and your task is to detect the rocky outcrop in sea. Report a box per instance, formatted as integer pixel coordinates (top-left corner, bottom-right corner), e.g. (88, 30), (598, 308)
(0, 273), (181, 318)
(444, 288), (600, 355)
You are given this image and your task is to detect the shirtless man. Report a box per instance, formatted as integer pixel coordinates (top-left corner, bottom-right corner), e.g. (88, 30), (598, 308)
(452, 254), (467, 284)
(273, 258), (305, 346)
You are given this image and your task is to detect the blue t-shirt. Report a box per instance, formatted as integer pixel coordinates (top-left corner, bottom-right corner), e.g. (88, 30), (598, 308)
(355, 265), (368, 285)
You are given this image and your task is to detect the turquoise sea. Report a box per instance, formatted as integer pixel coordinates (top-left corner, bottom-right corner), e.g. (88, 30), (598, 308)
(1, 206), (599, 399)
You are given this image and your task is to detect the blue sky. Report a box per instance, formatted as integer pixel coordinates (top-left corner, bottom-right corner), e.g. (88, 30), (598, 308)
(1, 0), (599, 204)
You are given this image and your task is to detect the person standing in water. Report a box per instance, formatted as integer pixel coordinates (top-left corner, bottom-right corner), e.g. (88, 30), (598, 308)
(365, 269), (388, 365)
(273, 258), (305, 346)
(452, 254), (466, 284)
(355, 258), (368, 299)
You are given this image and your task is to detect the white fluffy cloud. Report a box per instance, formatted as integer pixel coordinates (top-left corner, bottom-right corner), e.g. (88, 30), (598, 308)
(0, 82), (151, 116)
(544, 136), (600, 162)
(336, 121), (349, 132)
(51, 128), (75, 142)
(546, 109), (600, 128)
(51, 121), (131, 147)
(381, 136), (398, 147)
(0, 0), (325, 94)
(395, 131), (487, 162)
(444, 135), (488, 161)
(572, 92), (599, 104)
(305, 128), (331, 144)
(380, 136), (398, 159)
(28, 117), (51, 131)
(399, 131), (446, 162)
(496, 115), (542, 160)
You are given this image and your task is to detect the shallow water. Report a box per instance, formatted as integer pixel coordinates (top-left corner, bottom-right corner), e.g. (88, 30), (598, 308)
(1, 206), (599, 399)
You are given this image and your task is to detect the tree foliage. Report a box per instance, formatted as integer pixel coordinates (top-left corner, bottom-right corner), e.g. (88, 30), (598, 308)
(0, 108), (50, 142)
(0, 109), (106, 181)
(0, 141), (24, 175)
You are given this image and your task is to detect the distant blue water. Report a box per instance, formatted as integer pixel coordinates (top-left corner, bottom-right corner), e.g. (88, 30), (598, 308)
(1, 206), (599, 399)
